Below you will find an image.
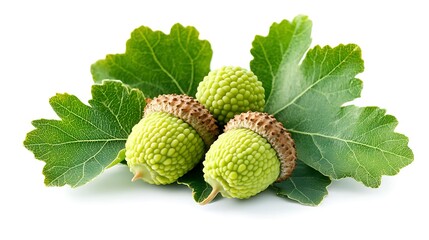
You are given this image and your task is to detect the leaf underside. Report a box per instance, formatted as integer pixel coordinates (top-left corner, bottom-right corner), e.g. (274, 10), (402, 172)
(250, 15), (413, 197)
(24, 80), (146, 187)
(91, 23), (213, 98)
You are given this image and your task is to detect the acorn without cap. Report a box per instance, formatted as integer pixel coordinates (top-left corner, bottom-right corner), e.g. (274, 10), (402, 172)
(196, 66), (265, 125)
(201, 111), (296, 204)
(125, 94), (219, 185)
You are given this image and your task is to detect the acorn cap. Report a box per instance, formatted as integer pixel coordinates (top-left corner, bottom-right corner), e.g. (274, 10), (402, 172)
(224, 112), (296, 182)
(144, 94), (219, 147)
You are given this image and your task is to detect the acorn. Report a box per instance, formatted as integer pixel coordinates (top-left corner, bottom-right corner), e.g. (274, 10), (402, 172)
(125, 94), (219, 185)
(201, 111), (296, 204)
(196, 66), (265, 125)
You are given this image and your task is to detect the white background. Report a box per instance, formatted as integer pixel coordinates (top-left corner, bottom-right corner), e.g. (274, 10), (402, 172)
(1, 0), (427, 239)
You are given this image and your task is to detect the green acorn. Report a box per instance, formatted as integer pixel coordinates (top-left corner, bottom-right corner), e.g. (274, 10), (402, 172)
(196, 66), (265, 125)
(201, 112), (296, 204)
(125, 94), (219, 185)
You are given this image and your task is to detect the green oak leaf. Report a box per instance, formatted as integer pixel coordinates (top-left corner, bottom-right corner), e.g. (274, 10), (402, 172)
(251, 16), (414, 190)
(272, 160), (331, 206)
(177, 163), (213, 203)
(24, 80), (145, 187)
(91, 23), (212, 98)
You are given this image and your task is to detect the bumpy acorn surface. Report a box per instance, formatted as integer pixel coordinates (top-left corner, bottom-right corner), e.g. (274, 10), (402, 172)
(125, 94), (219, 185)
(196, 66), (265, 125)
(201, 112), (296, 204)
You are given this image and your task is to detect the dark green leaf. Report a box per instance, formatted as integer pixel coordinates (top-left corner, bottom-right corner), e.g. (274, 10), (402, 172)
(272, 160), (331, 206)
(177, 163), (213, 203)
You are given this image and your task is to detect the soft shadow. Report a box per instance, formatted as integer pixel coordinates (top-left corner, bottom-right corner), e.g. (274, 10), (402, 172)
(72, 165), (144, 196)
(322, 177), (396, 207)
(328, 178), (368, 194)
(328, 178), (382, 194)
(199, 187), (310, 216)
(71, 165), (192, 199)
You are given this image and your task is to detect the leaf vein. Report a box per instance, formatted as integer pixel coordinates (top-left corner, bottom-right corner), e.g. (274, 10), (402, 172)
(311, 135), (337, 177)
(272, 45), (360, 116)
(55, 101), (119, 139)
(110, 58), (144, 83)
(137, 29), (186, 94)
(289, 178), (314, 205)
(289, 129), (412, 160)
(99, 90), (129, 136)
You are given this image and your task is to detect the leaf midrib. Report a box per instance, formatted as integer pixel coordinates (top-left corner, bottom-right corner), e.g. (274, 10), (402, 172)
(272, 45), (359, 116)
(289, 129), (413, 160)
(175, 27), (195, 95)
(137, 29), (186, 94)
(264, 22), (300, 107)
(26, 138), (127, 147)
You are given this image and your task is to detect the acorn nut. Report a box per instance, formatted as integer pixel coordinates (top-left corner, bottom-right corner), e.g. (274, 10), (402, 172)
(196, 66), (265, 125)
(201, 111), (296, 204)
(125, 94), (219, 185)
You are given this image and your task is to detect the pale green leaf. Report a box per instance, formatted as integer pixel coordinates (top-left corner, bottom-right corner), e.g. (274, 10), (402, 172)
(251, 15), (312, 103)
(288, 106), (413, 187)
(251, 17), (413, 189)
